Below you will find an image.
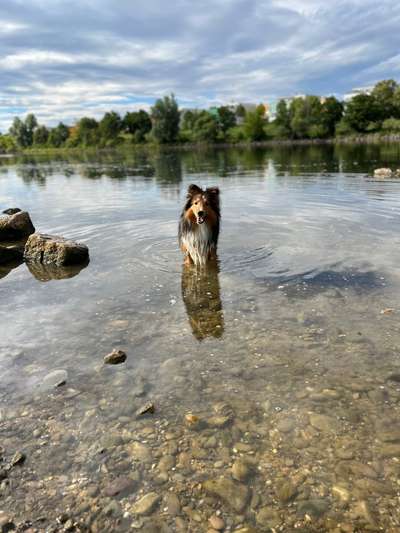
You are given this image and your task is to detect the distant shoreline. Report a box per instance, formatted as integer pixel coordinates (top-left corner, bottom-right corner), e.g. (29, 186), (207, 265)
(2, 133), (400, 157)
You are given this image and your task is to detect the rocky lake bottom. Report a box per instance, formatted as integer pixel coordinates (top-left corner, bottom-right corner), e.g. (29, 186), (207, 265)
(2, 145), (400, 532)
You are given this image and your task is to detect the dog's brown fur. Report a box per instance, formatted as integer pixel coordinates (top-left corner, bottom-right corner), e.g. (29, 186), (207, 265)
(178, 184), (220, 266)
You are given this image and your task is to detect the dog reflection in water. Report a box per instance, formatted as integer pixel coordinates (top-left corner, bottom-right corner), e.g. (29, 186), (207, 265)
(181, 259), (224, 341)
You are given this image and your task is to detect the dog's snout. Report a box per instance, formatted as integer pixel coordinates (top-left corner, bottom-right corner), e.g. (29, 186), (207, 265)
(198, 210), (205, 217)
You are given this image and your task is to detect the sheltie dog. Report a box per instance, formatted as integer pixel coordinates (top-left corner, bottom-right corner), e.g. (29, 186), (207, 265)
(178, 184), (220, 266)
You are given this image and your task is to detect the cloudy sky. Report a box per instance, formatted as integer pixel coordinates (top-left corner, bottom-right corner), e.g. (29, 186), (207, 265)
(1, 0), (399, 131)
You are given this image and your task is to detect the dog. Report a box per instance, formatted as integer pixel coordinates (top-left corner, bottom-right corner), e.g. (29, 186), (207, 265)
(178, 184), (220, 266)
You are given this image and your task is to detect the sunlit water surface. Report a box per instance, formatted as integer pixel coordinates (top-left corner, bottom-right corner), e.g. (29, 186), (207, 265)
(2, 144), (400, 531)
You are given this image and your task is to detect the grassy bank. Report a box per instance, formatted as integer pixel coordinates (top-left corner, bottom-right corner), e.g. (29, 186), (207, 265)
(1, 132), (395, 157)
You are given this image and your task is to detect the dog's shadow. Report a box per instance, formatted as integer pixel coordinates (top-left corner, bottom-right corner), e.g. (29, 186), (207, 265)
(181, 258), (224, 341)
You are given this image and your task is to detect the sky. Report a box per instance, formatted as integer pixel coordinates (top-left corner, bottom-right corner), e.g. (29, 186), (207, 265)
(1, 0), (400, 132)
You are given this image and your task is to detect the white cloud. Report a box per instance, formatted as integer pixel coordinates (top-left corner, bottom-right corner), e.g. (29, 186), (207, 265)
(0, 0), (399, 131)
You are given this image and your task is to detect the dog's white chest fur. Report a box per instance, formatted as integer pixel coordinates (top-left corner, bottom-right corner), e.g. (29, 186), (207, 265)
(182, 223), (213, 265)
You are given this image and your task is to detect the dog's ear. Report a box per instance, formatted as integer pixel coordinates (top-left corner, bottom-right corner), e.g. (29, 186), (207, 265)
(187, 184), (203, 197)
(206, 187), (219, 197)
(206, 187), (220, 213)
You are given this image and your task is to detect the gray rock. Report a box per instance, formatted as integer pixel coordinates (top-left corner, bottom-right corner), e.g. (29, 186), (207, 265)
(203, 477), (250, 512)
(232, 459), (250, 481)
(209, 515), (225, 530)
(374, 168), (393, 178)
(164, 493), (181, 516)
(41, 369), (68, 390)
(275, 480), (298, 503)
(276, 417), (296, 433)
(256, 507), (281, 528)
(136, 402), (155, 416)
(0, 210), (35, 241)
(24, 233), (89, 266)
(131, 492), (160, 515)
(297, 499), (329, 518)
(103, 476), (136, 497)
(10, 451), (26, 467)
(309, 413), (340, 433)
(104, 349), (127, 365)
(379, 444), (400, 457)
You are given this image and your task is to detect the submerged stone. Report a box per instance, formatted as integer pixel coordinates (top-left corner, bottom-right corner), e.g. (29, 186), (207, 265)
(103, 476), (136, 497)
(131, 492), (160, 515)
(256, 507), (281, 528)
(104, 349), (127, 365)
(41, 369), (68, 389)
(309, 413), (340, 433)
(297, 499), (329, 518)
(203, 477), (250, 512)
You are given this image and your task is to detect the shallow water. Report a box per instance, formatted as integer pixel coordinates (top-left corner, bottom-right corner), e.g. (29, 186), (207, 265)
(2, 144), (400, 531)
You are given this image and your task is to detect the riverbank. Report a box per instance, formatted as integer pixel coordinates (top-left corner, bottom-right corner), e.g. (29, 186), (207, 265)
(1, 133), (400, 158)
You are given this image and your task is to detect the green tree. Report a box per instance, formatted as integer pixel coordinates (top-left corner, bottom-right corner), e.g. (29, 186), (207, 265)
(9, 117), (28, 147)
(151, 94), (180, 143)
(191, 111), (219, 142)
(344, 94), (380, 132)
(48, 122), (69, 147)
(33, 125), (49, 145)
(335, 118), (355, 136)
(235, 104), (246, 119)
(382, 117), (400, 133)
(274, 99), (291, 138)
(290, 96), (326, 139)
(372, 79), (398, 120)
(70, 117), (99, 146)
(181, 110), (197, 132)
(393, 86), (400, 118)
(99, 111), (122, 142)
(320, 97), (343, 137)
(243, 109), (265, 141)
(217, 106), (236, 138)
(123, 110), (151, 142)
(0, 134), (17, 153)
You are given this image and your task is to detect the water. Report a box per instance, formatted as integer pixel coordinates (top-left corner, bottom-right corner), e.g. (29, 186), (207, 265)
(2, 144), (400, 531)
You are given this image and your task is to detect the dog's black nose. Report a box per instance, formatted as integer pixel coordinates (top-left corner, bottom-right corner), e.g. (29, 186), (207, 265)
(198, 210), (205, 217)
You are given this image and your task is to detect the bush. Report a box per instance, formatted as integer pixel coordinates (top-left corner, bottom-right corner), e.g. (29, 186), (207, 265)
(382, 118), (400, 133)
(0, 134), (17, 153)
(335, 119), (355, 136)
(226, 125), (246, 143)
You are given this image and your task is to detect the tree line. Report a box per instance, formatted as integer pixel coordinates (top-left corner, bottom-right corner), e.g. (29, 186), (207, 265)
(1, 79), (400, 153)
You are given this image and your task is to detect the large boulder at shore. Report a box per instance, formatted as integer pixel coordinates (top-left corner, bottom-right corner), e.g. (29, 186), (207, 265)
(24, 233), (89, 266)
(0, 210), (35, 240)
(374, 168), (393, 178)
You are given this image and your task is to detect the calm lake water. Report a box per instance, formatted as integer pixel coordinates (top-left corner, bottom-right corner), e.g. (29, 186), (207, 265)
(2, 144), (400, 531)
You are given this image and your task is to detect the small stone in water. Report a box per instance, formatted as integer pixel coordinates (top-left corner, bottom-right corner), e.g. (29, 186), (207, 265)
(209, 515), (225, 530)
(104, 476), (136, 497)
(136, 402), (155, 416)
(10, 451), (26, 467)
(232, 459), (250, 481)
(104, 349), (127, 365)
(131, 492), (160, 515)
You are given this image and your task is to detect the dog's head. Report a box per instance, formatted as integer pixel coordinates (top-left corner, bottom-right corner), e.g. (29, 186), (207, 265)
(184, 184), (220, 224)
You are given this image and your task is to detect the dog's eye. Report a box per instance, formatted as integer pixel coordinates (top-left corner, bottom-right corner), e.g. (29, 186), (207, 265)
(194, 201), (198, 205)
